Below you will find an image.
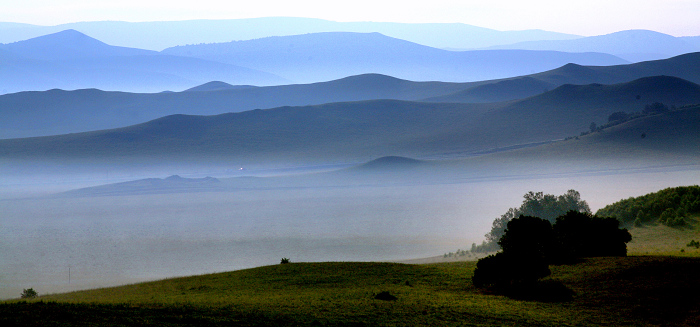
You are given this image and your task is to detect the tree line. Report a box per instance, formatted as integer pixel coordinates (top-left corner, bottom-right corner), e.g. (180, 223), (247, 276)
(471, 190), (591, 253)
(596, 185), (700, 227)
(472, 211), (631, 300)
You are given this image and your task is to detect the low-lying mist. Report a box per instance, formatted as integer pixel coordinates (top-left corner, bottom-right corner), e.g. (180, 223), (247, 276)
(1, 160), (698, 299)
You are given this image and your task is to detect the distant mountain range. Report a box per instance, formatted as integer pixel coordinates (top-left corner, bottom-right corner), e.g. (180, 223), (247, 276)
(2, 76), (699, 170)
(0, 18), (581, 51)
(2, 53), (699, 139)
(0, 74), (469, 138)
(0, 30), (289, 94)
(485, 30), (700, 63)
(161, 31), (628, 83)
(0, 29), (628, 93)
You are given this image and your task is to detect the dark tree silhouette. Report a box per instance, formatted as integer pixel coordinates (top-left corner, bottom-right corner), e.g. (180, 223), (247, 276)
(480, 190), (590, 251)
(472, 252), (550, 290)
(474, 212), (632, 294)
(552, 211), (632, 261)
(498, 215), (554, 260)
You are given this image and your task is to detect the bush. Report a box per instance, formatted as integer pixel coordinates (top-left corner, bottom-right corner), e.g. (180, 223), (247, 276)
(552, 211), (632, 261)
(374, 291), (397, 301)
(472, 252), (550, 290)
(20, 288), (38, 299)
(482, 190), (590, 250)
(474, 212), (631, 296)
(498, 215), (554, 260)
(280, 258), (291, 264)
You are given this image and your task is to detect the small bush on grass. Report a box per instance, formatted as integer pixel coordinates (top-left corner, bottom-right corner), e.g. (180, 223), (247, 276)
(21, 288), (38, 299)
(374, 291), (397, 301)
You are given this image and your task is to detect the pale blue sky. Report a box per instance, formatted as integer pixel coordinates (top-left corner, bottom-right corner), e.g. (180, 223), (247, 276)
(3, 0), (699, 36)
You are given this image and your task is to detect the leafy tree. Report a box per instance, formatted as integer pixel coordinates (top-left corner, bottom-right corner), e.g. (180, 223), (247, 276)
(21, 288), (38, 299)
(479, 190), (590, 251)
(596, 186), (700, 227)
(472, 252), (550, 290)
(498, 216), (554, 260)
(473, 211), (632, 296)
(552, 211), (631, 260)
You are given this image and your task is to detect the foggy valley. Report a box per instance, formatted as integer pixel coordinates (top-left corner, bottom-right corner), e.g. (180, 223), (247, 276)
(2, 8), (700, 325)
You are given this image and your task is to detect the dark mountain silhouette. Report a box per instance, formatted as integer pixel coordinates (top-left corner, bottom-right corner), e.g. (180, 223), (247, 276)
(3, 50), (700, 139)
(0, 18), (581, 51)
(0, 74), (469, 139)
(477, 104), (700, 174)
(161, 32), (627, 83)
(0, 30), (288, 94)
(475, 76), (700, 147)
(429, 52), (700, 103)
(424, 77), (555, 103)
(487, 30), (700, 62)
(2, 76), (698, 169)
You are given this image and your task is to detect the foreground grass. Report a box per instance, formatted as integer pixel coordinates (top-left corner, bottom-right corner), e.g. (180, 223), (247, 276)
(4, 257), (700, 326)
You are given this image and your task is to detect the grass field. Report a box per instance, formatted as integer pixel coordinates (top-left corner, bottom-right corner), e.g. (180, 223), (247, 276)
(3, 253), (700, 326)
(628, 223), (700, 256)
(4, 224), (700, 326)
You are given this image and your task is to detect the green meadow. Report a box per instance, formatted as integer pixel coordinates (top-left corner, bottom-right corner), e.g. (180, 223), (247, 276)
(5, 224), (700, 327)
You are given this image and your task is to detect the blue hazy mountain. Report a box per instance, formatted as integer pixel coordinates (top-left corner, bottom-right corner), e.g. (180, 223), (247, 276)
(427, 52), (700, 103)
(162, 32), (628, 83)
(2, 51), (700, 139)
(1, 28), (157, 60)
(486, 30), (700, 62)
(2, 76), (699, 168)
(0, 30), (288, 94)
(0, 18), (581, 51)
(0, 74), (468, 138)
(184, 81), (257, 92)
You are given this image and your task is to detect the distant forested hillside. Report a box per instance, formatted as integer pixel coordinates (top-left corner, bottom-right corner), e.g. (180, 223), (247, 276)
(596, 186), (700, 227)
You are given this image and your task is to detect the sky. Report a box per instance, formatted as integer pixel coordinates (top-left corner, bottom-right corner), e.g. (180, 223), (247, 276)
(2, 0), (700, 37)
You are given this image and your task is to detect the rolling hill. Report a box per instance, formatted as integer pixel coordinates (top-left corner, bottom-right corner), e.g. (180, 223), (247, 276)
(429, 52), (700, 103)
(161, 31), (628, 83)
(2, 76), (698, 174)
(2, 52), (699, 140)
(0, 74), (469, 139)
(0, 30), (288, 94)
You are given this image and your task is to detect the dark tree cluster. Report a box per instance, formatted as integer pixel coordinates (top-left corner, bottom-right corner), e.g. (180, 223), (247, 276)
(643, 102), (670, 115)
(596, 185), (700, 227)
(473, 190), (590, 252)
(472, 211), (631, 299)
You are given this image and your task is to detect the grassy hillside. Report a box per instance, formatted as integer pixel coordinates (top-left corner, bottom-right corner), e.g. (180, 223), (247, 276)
(597, 186), (700, 227)
(4, 258), (700, 326)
